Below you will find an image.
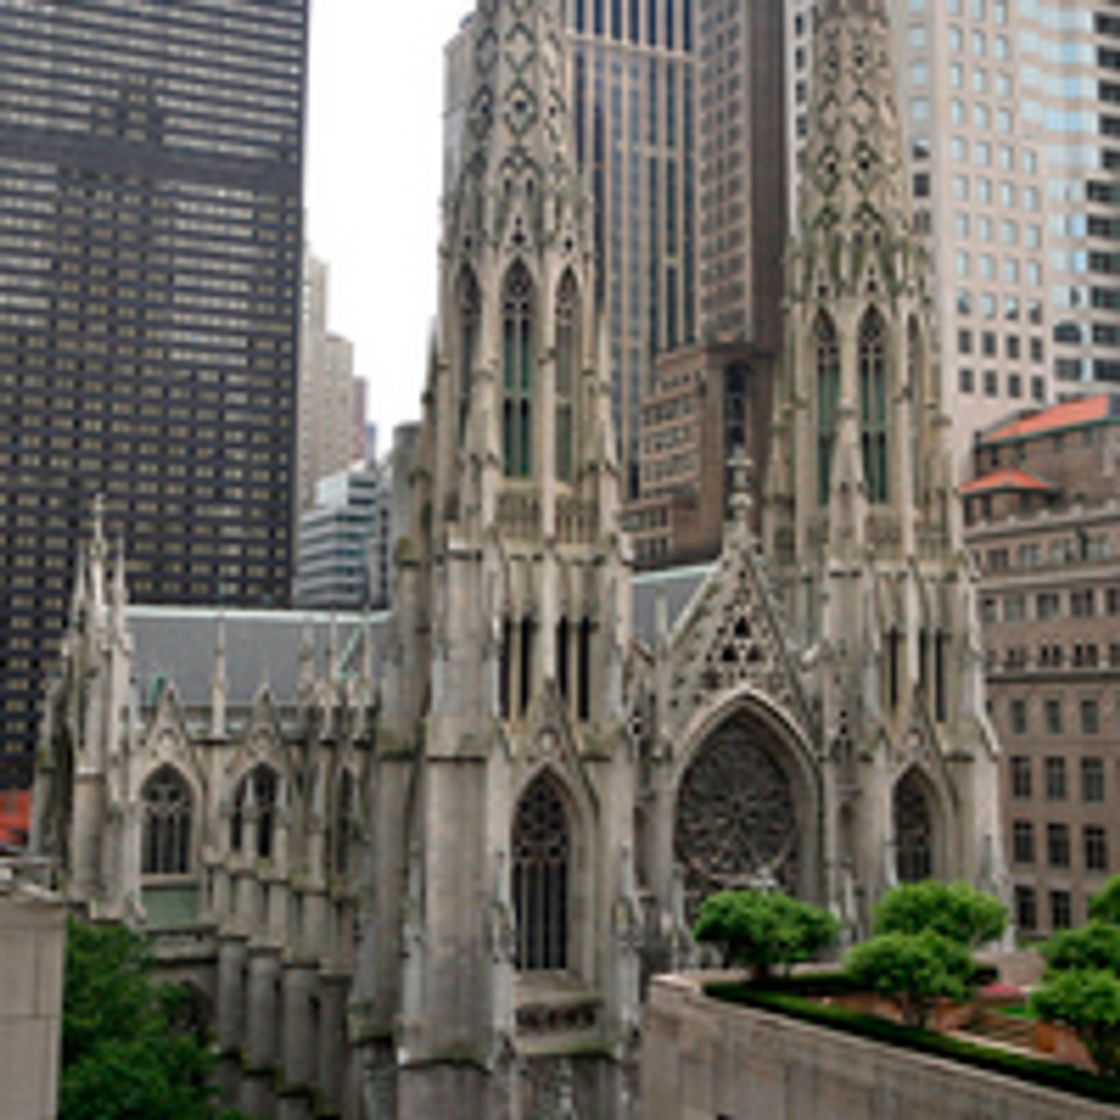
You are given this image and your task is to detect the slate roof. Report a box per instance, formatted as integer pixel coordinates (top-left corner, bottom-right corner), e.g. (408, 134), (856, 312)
(124, 563), (715, 710)
(127, 605), (386, 709)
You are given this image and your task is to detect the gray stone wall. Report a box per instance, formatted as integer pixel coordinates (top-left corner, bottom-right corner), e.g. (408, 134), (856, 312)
(641, 974), (1118, 1120)
(0, 866), (66, 1120)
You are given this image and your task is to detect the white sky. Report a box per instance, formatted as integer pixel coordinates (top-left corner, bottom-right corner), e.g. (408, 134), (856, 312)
(306, 0), (472, 450)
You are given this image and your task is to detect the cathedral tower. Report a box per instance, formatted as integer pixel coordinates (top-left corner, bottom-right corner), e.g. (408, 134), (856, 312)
(764, 0), (1006, 921)
(368, 0), (639, 1113)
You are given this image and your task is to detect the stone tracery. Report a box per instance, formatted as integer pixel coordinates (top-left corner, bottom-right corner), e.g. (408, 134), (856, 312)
(674, 715), (800, 918)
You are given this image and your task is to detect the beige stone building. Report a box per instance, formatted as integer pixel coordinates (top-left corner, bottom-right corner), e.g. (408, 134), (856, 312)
(298, 251), (360, 513)
(33, 1), (1005, 1116)
(963, 393), (1120, 935)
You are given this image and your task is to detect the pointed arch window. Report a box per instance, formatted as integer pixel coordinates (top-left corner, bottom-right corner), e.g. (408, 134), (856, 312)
(335, 770), (355, 876)
(458, 268), (481, 438)
(502, 263), (534, 477)
(142, 765), (192, 875)
(231, 765), (279, 860)
(512, 775), (571, 971)
(859, 309), (889, 503)
(816, 313), (840, 505)
(907, 316), (924, 496)
(555, 272), (579, 483)
(895, 771), (934, 883)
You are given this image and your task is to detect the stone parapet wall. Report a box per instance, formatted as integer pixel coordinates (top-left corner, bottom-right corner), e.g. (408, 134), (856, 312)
(640, 974), (1118, 1120)
(0, 863), (66, 1120)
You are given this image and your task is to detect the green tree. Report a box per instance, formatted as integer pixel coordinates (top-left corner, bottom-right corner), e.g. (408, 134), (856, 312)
(1042, 922), (1120, 976)
(61, 919), (238, 1120)
(846, 930), (974, 1028)
(872, 881), (1007, 949)
(1088, 876), (1120, 926)
(1031, 969), (1120, 1078)
(693, 889), (839, 981)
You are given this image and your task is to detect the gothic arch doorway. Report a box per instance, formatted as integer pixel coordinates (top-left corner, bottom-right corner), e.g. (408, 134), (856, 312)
(674, 701), (816, 919)
(894, 768), (937, 883)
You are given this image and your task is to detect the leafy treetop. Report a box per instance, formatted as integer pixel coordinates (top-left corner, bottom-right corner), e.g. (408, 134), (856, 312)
(1089, 876), (1120, 927)
(1031, 969), (1120, 1079)
(61, 919), (245, 1120)
(872, 881), (1007, 949)
(846, 930), (974, 1029)
(693, 889), (840, 981)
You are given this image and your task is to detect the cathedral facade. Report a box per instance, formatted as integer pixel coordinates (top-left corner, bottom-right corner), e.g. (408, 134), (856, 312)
(33, 1), (1005, 1117)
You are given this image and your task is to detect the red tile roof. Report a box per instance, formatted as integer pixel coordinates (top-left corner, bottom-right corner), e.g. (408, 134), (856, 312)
(981, 395), (1112, 445)
(0, 790), (29, 848)
(960, 467), (1056, 496)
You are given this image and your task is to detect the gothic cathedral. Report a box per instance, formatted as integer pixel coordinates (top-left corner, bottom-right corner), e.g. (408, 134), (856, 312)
(33, 0), (1006, 1117)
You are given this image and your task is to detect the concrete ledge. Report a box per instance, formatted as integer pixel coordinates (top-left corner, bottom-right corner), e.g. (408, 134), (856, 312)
(640, 973), (1119, 1120)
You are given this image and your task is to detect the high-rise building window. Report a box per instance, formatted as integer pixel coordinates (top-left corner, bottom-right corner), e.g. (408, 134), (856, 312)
(1012, 820), (1035, 864)
(1044, 756), (1068, 802)
(1081, 699), (1101, 735)
(1015, 885), (1037, 931)
(1011, 755), (1032, 799)
(1047, 823), (1070, 869)
(1045, 699), (1064, 736)
(1085, 826), (1109, 873)
(1082, 757), (1106, 803)
(1050, 890), (1073, 930)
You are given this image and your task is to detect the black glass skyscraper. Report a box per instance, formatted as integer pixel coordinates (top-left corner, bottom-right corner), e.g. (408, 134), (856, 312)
(0, 1), (308, 787)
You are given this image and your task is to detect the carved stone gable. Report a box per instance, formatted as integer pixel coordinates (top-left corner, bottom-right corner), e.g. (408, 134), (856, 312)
(669, 548), (809, 731)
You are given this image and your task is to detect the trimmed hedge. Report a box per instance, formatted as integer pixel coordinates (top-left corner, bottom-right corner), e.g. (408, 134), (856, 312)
(706, 981), (1120, 1106)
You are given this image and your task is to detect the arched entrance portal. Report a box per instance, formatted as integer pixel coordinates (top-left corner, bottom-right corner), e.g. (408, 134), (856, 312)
(674, 707), (806, 919)
(894, 769), (935, 883)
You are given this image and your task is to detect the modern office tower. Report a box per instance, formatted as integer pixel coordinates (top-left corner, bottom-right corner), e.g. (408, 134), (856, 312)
(294, 463), (388, 610)
(0, 0), (308, 787)
(444, 0), (697, 498)
(963, 395), (1120, 935)
(351, 376), (370, 463)
(697, 0), (785, 353)
(787, 0), (1120, 468)
(624, 0), (786, 567)
(298, 251), (358, 512)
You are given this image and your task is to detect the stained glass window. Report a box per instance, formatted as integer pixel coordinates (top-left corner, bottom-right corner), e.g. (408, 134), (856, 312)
(142, 765), (192, 876)
(512, 776), (570, 971)
(859, 308), (889, 502)
(816, 313), (840, 504)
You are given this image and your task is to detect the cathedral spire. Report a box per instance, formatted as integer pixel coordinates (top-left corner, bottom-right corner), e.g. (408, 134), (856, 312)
(450, 0), (582, 250)
(791, 0), (913, 304)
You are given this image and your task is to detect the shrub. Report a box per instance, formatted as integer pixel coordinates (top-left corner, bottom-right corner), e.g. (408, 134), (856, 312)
(1088, 876), (1120, 926)
(846, 930), (974, 1028)
(1042, 922), (1120, 977)
(61, 919), (240, 1120)
(693, 890), (840, 981)
(1031, 969), (1120, 1079)
(872, 881), (1007, 949)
